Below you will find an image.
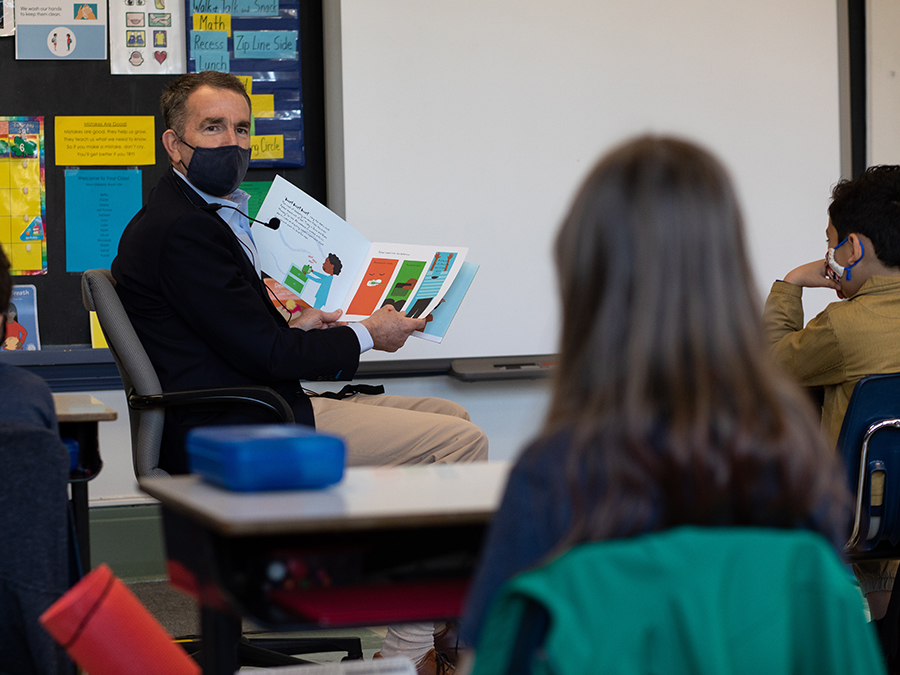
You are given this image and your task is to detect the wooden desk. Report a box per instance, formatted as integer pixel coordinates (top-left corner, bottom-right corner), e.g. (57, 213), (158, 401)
(141, 462), (510, 675)
(54, 393), (116, 572)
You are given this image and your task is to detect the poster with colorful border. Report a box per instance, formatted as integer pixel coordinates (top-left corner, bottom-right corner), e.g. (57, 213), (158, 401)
(3, 285), (41, 351)
(0, 117), (47, 276)
(184, 0), (304, 167)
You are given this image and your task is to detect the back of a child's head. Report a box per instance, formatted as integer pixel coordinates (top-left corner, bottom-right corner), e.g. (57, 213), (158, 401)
(551, 134), (759, 423)
(546, 134), (848, 543)
(829, 165), (900, 268)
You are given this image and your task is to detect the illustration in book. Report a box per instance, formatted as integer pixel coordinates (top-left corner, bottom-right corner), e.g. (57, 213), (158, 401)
(417, 261), (478, 344)
(253, 176), (469, 329)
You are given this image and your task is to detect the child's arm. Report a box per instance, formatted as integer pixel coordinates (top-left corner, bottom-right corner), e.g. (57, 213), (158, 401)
(782, 259), (841, 290)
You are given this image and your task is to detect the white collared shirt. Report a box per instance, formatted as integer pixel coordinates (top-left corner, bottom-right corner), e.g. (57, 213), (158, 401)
(174, 169), (261, 277)
(174, 170), (373, 353)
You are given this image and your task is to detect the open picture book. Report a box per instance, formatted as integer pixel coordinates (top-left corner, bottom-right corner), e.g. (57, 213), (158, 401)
(253, 176), (477, 343)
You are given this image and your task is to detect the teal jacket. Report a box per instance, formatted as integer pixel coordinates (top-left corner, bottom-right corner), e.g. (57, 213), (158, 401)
(473, 527), (885, 675)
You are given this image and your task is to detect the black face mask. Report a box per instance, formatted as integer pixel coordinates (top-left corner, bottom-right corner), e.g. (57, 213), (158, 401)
(179, 139), (250, 197)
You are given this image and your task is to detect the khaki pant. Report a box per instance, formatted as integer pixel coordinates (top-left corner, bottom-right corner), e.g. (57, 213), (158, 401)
(310, 393), (489, 466)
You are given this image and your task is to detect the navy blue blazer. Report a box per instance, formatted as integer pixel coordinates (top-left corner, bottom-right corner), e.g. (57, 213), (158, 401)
(112, 169), (360, 473)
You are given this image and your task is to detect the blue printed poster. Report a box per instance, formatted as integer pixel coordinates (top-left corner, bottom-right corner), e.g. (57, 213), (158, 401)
(65, 169), (142, 272)
(3, 285), (40, 351)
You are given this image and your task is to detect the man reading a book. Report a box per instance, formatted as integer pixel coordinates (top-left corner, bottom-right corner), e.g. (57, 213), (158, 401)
(112, 71), (486, 470)
(113, 70), (486, 674)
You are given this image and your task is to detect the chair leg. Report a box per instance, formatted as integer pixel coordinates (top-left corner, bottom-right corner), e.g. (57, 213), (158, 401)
(876, 589), (900, 674)
(199, 607), (241, 675)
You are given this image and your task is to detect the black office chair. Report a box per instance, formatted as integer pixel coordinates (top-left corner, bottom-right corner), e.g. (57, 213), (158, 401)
(837, 373), (900, 560)
(81, 269), (363, 667)
(0, 423), (76, 675)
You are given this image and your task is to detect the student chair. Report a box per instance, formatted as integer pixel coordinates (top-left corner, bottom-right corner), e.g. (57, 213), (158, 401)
(80, 269), (363, 667)
(80, 268), (296, 479)
(472, 527), (885, 675)
(0, 423), (76, 675)
(836, 373), (900, 560)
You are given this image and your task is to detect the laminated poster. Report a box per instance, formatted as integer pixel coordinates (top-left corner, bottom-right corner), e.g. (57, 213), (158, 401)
(3, 285), (40, 351)
(0, 117), (46, 275)
(15, 0), (107, 59)
(109, 0), (186, 75)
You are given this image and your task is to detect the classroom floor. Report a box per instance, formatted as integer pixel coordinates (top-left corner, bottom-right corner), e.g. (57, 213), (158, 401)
(126, 579), (387, 667)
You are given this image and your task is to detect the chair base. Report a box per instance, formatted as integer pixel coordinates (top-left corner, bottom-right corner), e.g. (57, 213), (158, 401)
(179, 635), (365, 667)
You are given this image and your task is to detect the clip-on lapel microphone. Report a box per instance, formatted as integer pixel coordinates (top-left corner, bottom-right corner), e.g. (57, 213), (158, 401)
(201, 202), (281, 230)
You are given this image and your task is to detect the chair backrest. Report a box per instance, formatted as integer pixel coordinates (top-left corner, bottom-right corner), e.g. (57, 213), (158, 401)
(0, 423), (75, 674)
(835, 373), (900, 553)
(472, 527), (885, 675)
(81, 269), (169, 478)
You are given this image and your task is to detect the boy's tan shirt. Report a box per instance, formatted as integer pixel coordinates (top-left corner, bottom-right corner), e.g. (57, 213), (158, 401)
(764, 276), (900, 446)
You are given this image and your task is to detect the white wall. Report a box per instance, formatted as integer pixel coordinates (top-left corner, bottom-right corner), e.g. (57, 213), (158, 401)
(91, 0), (852, 502)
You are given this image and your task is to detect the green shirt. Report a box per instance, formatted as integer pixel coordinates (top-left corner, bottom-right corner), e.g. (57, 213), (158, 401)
(473, 527), (884, 675)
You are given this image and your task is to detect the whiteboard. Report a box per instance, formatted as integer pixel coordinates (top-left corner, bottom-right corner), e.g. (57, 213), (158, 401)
(333, 0), (842, 361)
(867, 0), (900, 165)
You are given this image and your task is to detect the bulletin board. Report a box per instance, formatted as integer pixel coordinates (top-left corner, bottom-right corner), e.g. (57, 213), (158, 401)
(0, 0), (326, 346)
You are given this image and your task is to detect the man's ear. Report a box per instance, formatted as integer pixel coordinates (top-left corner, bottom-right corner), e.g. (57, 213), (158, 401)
(161, 129), (183, 166)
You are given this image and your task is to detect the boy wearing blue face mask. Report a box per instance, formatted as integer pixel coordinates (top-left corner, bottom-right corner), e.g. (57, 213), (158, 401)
(764, 165), (900, 446)
(763, 164), (900, 642)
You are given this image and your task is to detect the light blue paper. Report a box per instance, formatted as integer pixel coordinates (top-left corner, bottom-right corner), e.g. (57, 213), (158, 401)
(233, 30), (296, 59)
(228, 0), (279, 17)
(191, 0), (223, 13)
(191, 30), (227, 53)
(65, 170), (142, 273)
(195, 52), (230, 72)
(421, 262), (479, 342)
(190, 0), (277, 14)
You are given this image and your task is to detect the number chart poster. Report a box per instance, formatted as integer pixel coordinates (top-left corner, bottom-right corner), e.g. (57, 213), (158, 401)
(184, 0), (304, 168)
(0, 118), (47, 276)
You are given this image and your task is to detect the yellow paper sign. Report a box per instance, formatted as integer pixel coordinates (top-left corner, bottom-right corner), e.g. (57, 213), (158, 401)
(193, 13), (231, 36)
(251, 135), (284, 160)
(55, 116), (155, 166)
(249, 94), (275, 118)
(237, 76), (253, 95)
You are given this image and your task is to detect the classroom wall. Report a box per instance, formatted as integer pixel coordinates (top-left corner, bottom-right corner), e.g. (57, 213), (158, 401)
(90, 0), (853, 502)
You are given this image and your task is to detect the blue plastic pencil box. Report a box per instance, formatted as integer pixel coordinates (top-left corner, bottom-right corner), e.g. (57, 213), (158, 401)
(186, 424), (346, 492)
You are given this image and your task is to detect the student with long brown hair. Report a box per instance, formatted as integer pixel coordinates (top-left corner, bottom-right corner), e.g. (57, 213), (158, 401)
(459, 136), (854, 655)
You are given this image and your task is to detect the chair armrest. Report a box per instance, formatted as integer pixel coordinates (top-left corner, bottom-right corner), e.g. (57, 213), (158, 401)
(129, 385), (295, 424)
